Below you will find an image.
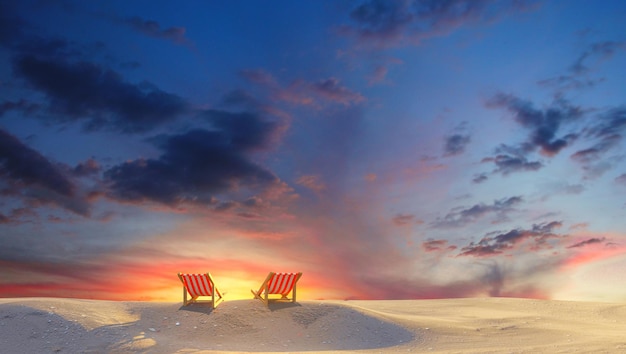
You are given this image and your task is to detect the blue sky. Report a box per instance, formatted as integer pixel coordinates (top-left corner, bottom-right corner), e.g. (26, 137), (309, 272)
(1, 0), (626, 301)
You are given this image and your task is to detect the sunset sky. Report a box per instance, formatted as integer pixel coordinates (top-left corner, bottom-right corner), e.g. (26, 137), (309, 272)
(1, 0), (626, 302)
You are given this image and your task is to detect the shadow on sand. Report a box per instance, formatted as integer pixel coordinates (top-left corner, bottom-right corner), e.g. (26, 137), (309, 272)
(177, 302), (218, 315)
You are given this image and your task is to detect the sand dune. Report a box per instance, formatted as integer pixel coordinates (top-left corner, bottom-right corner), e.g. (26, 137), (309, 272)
(1, 297), (625, 353)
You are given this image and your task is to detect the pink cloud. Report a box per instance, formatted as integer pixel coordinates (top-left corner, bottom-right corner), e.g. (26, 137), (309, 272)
(296, 175), (327, 192)
(240, 69), (364, 107)
(308, 78), (365, 105)
(423, 239), (457, 252)
(392, 213), (415, 226)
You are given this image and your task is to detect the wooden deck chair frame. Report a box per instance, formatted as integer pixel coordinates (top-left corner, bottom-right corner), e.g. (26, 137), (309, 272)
(251, 272), (302, 306)
(177, 272), (223, 308)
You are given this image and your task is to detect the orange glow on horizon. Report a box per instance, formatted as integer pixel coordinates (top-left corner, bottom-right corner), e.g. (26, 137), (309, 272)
(4, 228), (626, 302)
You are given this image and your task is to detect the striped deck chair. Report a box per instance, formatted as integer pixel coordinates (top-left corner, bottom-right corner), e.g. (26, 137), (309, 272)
(251, 272), (302, 306)
(177, 273), (223, 308)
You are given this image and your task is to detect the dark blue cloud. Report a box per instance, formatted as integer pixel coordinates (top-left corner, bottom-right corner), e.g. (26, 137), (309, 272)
(200, 109), (281, 151)
(443, 133), (471, 156)
(487, 94), (582, 156)
(0, 128), (74, 197)
(13, 54), (188, 133)
(472, 173), (488, 184)
(0, 1), (26, 47)
(483, 153), (543, 175)
(0, 128), (91, 217)
(2, 10), (189, 134)
(105, 107), (282, 206)
(479, 94), (585, 179)
(443, 122), (471, 157)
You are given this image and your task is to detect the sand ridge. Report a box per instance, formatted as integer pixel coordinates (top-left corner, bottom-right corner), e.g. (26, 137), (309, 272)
(1, 297), (626, 353)
(0, 298), (412, 353)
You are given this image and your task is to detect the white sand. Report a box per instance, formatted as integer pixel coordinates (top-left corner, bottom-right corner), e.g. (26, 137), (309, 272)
(1, 297), (625, 353)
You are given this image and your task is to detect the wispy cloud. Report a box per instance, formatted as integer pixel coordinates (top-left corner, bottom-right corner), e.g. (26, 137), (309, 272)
(240, 69), (364, 107)
(392, 213), (416, 226)
(431, 196), (523, 228)
(309, 78), (365, 105)
(296, 175), (327, 192)
(367, 65), (389, 85)
(92, 8), (193, 47)
(571, 107), (626, 177)
(120, 16), (191, 46)
(422, 239), (456, 252)
(538, 41), (626, 93)
(567, 237), (606, 249)
(0, 99), (40, 117)
(570, 41), (626, 75)
(443, 122), (471, 157)
(458, 221), (563, 257)
(340, 0), (539, 47)
(472, 173), (489, 184)
(615, 174), (626, 185)
(481, 149), (543, 175)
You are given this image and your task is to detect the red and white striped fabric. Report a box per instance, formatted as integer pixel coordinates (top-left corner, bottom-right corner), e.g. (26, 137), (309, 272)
(266, 272), (299, 295)
(179, 273), (217, 297)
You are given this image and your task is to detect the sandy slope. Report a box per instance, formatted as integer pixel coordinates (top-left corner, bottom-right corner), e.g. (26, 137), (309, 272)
(1, 297), (625, 353)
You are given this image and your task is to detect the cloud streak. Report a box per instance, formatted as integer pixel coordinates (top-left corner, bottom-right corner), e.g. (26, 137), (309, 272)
(121, 16), (191, 45)
(458, 221), (563, 257)
(431, 196), (523, 228)
(240, 69), (364, 107)
(571, 107), (626, 176)
(443, 122), (471, 157)
(342, 0), (538, 47)
(567, 237), (606, 249)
